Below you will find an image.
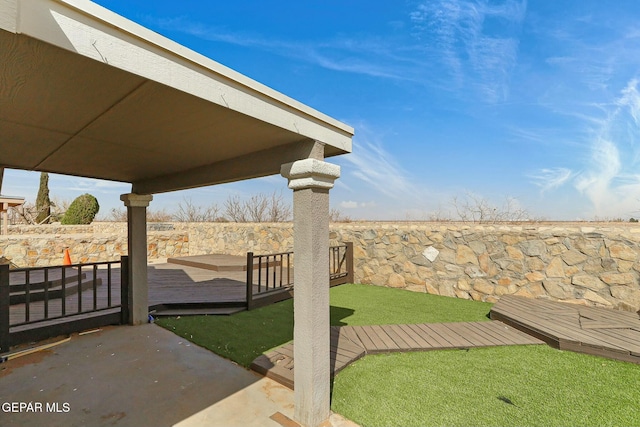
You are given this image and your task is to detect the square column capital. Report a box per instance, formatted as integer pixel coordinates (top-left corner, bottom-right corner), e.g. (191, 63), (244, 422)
(120, 193), (153, 208)
(280, 158), (340, 191)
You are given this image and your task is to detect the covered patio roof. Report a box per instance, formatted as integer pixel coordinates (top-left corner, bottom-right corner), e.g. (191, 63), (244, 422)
(1, 2), (354, 425)
(0, 0), (353, 193)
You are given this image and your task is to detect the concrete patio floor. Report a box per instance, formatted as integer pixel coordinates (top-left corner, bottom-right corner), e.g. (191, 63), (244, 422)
(0, 324), (358, 427)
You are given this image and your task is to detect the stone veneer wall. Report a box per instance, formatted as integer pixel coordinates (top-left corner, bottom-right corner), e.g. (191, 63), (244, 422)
(2, 222), (640, 311)
(331, 223), (640, 312)
(0, 223), (190, 266)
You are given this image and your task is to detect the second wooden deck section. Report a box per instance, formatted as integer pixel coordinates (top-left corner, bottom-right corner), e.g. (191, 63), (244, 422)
(251, 320), (543, 389)
(253, 296), (640, 389)
(491, 295), (640, 364)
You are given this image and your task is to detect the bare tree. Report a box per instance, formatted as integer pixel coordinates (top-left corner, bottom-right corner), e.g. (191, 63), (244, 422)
(50, 196), (70, 222)
(6, 203), (26, 225)
(102, 192), (291, 223)
(172, 197), (220, 222)
(246, 194), (269, 222)
(451, 192), (530, 223)
(103, 207), (174, 222)
(107, 208), (127, 222)
(223, 195), (248, 222)
(10, 201), (39, 225)
(329, 208), (352, 223)
(224, 191), (291, 222)
(266, 191), (291, 222)
(592, 216), (626, 222)
(148, 209), (173, 222)
(426, 206), (453, 222)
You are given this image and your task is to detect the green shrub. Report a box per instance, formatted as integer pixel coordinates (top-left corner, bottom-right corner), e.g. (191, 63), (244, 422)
(61, 194), (100, 225)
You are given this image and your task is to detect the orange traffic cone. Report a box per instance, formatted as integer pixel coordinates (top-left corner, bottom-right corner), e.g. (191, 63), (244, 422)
(63, 249), (72, 266)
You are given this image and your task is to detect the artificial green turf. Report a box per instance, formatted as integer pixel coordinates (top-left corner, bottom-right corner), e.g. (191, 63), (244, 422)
(156, 299), (294, 368)
(330, 284), (492, 325)
(155, 283), (493, 367)
(157, 284), (640, 426)
(331, 345), (640, 427)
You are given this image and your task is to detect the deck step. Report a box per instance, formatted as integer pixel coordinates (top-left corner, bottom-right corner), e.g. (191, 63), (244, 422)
(10, 270), (86, 292)
(167, 254), (280, 272)
(10, 276), (102, 305)
(152, 307), (247, 316)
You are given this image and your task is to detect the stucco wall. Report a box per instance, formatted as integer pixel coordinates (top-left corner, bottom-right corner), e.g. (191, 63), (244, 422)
(2, 221), (640, 311)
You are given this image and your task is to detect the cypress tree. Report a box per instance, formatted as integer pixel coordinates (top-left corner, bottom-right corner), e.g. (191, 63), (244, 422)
(35, 172), (51, 224)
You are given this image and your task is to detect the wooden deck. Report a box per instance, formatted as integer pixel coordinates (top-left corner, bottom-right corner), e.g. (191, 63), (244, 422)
(149, 263), (248, 305)
(490, 295), (640, 364)
(8, 262), (257, 326)
(251, 321), (544, 389)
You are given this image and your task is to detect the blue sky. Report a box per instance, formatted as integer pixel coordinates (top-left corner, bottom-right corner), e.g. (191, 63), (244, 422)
(5, 0), (640, 220)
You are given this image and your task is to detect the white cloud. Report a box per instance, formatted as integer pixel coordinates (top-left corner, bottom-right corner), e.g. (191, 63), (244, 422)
(538, 10), (640, 103)
(147, 16), (410, 81)
(409, 0), (526, 102)
(342, 128), (422, 200)
(50, 176), (130, 195)
(146, 4), (526, 97)
(530, 168), (575, 193)
(340, 201), (358, 209)
(527, 75), (640, 218)
(340, 200), (378, 210)
(618, 78), (640, 126)
(573, 79), (640, 217)
(574, 138), (621, 212)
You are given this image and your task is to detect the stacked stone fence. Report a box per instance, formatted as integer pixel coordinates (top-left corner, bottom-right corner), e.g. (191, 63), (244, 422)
(331, 223), (640, 312)
(2, 221), (640, 311)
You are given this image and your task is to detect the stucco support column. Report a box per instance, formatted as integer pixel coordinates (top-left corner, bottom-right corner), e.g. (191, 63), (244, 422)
(1, 203), (7, 236)
(281, 157), (340, 427)
(120, 193), (153, 325)
(1, 168), (5, 235)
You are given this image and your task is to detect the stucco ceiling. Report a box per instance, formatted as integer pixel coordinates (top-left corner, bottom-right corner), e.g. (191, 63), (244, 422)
(0, 0), (353, 194)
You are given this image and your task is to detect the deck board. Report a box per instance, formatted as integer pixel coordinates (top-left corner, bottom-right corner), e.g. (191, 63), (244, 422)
(412, 323), (454, 348)
(351, 326), (378, 351)
(251, 320), (543, 390)
(468, 322), (511, 345)
(368, 324), (400, 351)
(482, 321), (539, 345)
(491, 296), (640, 364)
(361, 325), (388, 350)
(500, 301), (633, 350)
(430, 323), (474, 348)
(388, 324), (420, 349)
(461, 322), (505, 346)
(397, 324), (431, 348)
(340, 326), (365, 348)
(255, 296), (640, 390)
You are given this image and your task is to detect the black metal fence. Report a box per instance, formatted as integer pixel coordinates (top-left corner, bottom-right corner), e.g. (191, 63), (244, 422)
(1, 243), (357, 350)
(245, 251), (293, 310)
(245, 243), (354, 310)
(0, 256), (128, 352)
(330, 242), (354, 286)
